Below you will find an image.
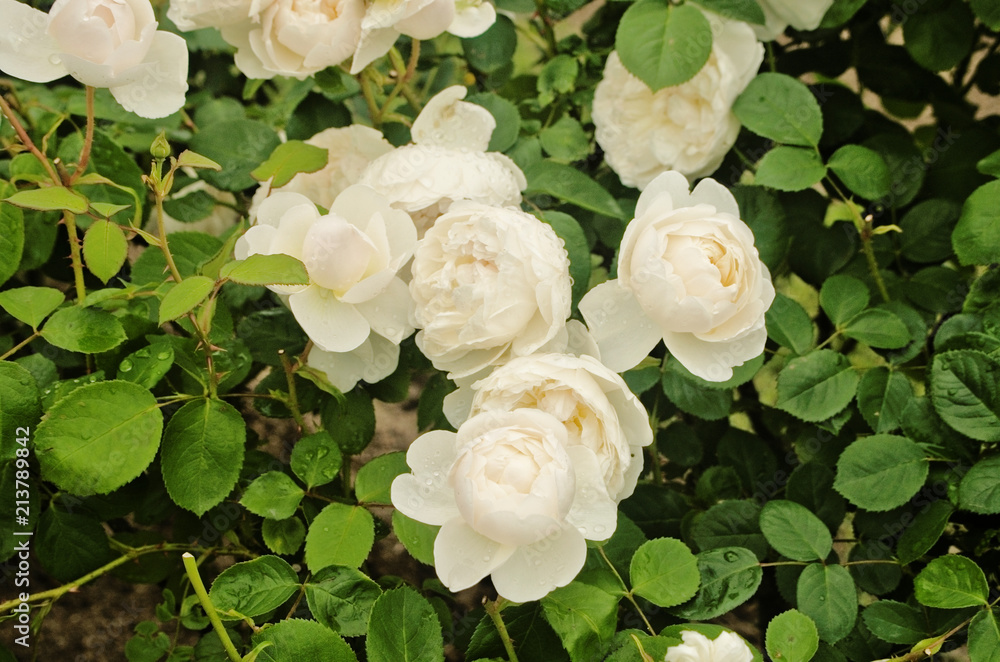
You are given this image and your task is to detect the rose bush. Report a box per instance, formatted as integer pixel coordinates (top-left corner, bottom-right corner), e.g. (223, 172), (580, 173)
(580, 172), (774, 381)
(0, 0), (188, 117)
(391, 408), (617, 601)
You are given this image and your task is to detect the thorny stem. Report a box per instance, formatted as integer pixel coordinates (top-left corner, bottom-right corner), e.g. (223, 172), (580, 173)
(279, 349), (307, 431)
(62, 212), (88, 304)
(599, 547), (656, 636)
(485, 598), (520, 662)
(182, 553), (243, 662)
(0, 91), (61, 185)
(826, 177), (891, 303)
(71, 86), (96, 183)
(155, 190), (184, 284)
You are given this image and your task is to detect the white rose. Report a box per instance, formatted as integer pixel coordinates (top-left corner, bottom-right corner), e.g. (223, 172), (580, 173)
(664, 630), (754, 662)
(167, 0), (251, 31)
(0, 0), (188, 118)
(351, 0), (495, 73)
(149, 180), (239, 237)
(252, 125), (393, 213)
(359, 86), (526, 236)
(409, 201), (571, 379)
(592, 16), (762, 188)
(306, 334), (399, 392)
(448, 353), (653, 502)
(235, 187), (416, 358)
(391, 409), (617, 602)
(753, 0), (835, 41)
(218, 0), (364, 80)
(580, 172), (775, 382)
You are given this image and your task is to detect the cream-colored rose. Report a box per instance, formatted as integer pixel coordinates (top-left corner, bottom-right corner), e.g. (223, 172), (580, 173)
(252, 125), (393, 213)
(167, 0), (250, 31)
(0, 0), (188, 118)
(351, 0), (495, 73)
(306, 334), (399, 392)
(753, 0), (835, 41)
(592, 16), (762, 188)
(217, 0), (364, 80)
(359, 86), (525, 236)
(391, 409), (617, 602)
(665, 630), (755, 662)
(409, 201), (571, 379)
(580, 172), (774, 382)
(449, 353), (653, 502)
(235, 187), (416, 360)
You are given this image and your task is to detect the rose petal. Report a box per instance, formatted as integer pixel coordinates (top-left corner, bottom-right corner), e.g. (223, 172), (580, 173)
(662, 324), (768, 383)
(578, 281), (661, 373)
(353, 278), (414, 342)
(448, 0), (496, 38)
(433, 518), (515, 592)
(109, 31), (189, 119)
(288, 286), (371, 353)
(565, 446), (618, 541)
(411, 85), (496, 152)
(0, 0), (64, 83)
(490, 524), (586, 603)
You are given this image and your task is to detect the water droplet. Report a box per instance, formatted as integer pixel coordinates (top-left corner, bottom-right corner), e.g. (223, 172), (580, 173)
(723, 551), (739, 563)
(135, 349), (150, 359)
(818, 596), (826, 602)
(594, 524), (606, 534)
(48, 54), (60, 64)
(157, 351), (171, 360)
(425, 478), (434, 486)
(482, 555), (492, 562)
(119, 359), (134, 372)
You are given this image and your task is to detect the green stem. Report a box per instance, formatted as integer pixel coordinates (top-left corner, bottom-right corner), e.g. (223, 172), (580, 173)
(599, 547), (656, 635)
(359, 70), (382, 127)
(0, 331), (41, 360)
(279, 349), (307, 432)
(0, 92), (61, 185)
(826, 177), (891, 303)
(485, 599), (520, 662)
(533, 0), (557, 56)
(63, 212), (88, 304)
(182, 553), (243, 662)
(71, 86), (96, 184)
(155, 193), (184, 284)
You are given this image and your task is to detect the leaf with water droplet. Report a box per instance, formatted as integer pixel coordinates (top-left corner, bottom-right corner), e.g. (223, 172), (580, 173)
(290, 431), (343, 490)
(117, 338), (174, 389)
(670, 547), (762, 620)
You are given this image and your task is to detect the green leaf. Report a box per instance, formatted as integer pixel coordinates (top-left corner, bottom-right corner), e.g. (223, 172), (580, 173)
(461, 15), (516, 73)
(959, 455), (1000, 514)
(189, 119), (281, 192)
(41, 306), (127, 353)
(251, 140), (329, 189)
(467, 93), (521, 152)
(842, 309), (911, 349)
(776, 350), (859, 423)
(671, 547), (762, 620)
(0, 287), (65, 329)
(820, 274), (869, 326)
(754, 147), (827, 191)
(175, 149), (223, 171)
(537, 55), (579, 106)
(0, 362), (41, 463)
(241, 472), (304, 520)
(541, 582), (620, 662)
(820, 0), (869, 27)
(262, 517), (306, 555)
(131, 232), (222, 284)
(734, 74), (824, 147)
(833, 435), (928, 512)
(5, 187), (89, 214)
(524, 161), (624, 219)
(36, 508), (113, 582)
(628, 538), (700, 608)
(290, 431), (343, 489)
(158, 276), (216, 324)
(861, 601), (927, 645)
(766, 610), (820, 662)
(220, 253), (310, 287)
(539, 211), (591, 309)
(930, 350), (1000, 442)
(759, 500), (832, 562)
(117, 338), (175, 389)
(969, 609), (1000, 662)
(539, 116), (591, 164)
(899, 199), (961, 263)
(856, 368), (913, 433)
(661, 365), (732, 420)
(321, 388), (376, 455)
(392, 511), (438, 566)
(903, 1), (975, 72)
(765, 293), (813, 354)
(689, 0), (765, 24)
(616, 1), (712, 91)
(162, 188), (216, 223)
(210, 556), (300, 619)
(305, 565), (382, 637)
(35, 381), (163, 495)
(82, 219), (128, 283)
(355, 451), (409, 504)
(796, 564), (856, 644)
(897, 500), (954, 564)
(366, 587), (443, 662)
(690, 500), (768, 560)
(161, 398), (245, 516)
(971, 0), (1000, 28)
(954, 181), (1000, 266)
(304, 502), (375, 571)
(251, 619), (358, 662)
(914, 555), (989, 609)
(0, 193), (25, 286)
(827, 145), (891, 200)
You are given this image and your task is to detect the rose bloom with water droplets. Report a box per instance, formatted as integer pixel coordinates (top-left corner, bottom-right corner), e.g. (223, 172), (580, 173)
(391, 408), (617, 602)
(444, 353), (653, 504)
(359, 86), (526, 236)
(409, 200), (572, 379)
(0, 0), (188, 118)
(235, 186), (417, 390)
(664, 630), (754, 662)
(591, 13), (762, 188)
(580, 172), (774, 382)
